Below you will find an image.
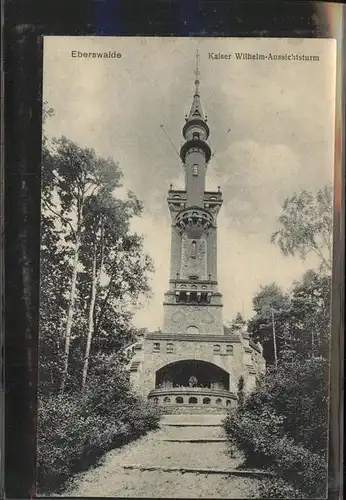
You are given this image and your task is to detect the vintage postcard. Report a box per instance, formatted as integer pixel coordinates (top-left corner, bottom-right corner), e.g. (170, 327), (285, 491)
(38, 36), (336, 498)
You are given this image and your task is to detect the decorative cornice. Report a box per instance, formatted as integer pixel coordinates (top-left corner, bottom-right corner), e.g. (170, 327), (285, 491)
(145, 332), (241, 343)
(163, 301), (223, 308)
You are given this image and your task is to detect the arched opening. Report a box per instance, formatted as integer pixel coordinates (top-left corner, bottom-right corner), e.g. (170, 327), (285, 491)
(215, 398), (222, 405)
(189, 397), (198, 404)
(176, 396), (184, 404)
(203, 397), (211, 405)
(226, 400), (232, 406)
(155, 360), (230, 390)
(186, 325), (199, 335)
(163, 396), (171, 403)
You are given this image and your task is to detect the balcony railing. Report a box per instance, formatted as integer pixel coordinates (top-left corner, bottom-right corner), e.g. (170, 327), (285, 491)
(148, 386), (237, 409)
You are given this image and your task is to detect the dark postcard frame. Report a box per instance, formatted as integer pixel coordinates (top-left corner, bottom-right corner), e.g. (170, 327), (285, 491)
(3, 1), (344, 498)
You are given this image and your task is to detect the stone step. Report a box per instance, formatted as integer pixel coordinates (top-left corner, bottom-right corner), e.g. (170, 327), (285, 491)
(161, 438), (228, 443)
(122, 464), (274, 477)
(161, 422), (221, 427)
(161, 413), (226, 426)
(159, 424), (225, 440)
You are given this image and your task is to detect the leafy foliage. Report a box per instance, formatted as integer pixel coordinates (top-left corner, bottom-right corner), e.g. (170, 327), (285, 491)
(223, 357), (329, 498)
(39, 135), (153, 392)
(271, 185), (333, 272)
(37, 357), (160, 493)
(247, 283), (291, 364)
(248, 270), (331, 364)
(289, 270), (331, 359)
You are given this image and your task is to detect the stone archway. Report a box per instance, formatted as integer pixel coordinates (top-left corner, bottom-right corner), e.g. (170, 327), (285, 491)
(155, 359), (230, 390)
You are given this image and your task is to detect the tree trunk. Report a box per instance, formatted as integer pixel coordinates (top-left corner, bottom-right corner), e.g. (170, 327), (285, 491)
(271, 308), (278, 369)
(82, 219), (104, 390)
(60, 234), (81, 393)
(81, 243), (98, 390)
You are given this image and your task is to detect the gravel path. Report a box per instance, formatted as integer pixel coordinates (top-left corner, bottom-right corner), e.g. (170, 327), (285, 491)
(61, 423), (262, 498)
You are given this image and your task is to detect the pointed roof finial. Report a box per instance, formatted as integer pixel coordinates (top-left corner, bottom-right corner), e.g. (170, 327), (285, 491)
(194, 49), (200, 95)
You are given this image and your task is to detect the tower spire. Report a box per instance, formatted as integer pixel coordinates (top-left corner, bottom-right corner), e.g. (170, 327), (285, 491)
(194, 49), (200, 95)
(184, 50), (208, 127)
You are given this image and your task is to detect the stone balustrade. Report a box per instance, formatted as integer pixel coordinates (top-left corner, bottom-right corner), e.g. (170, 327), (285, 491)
(148, 386), (237, 411)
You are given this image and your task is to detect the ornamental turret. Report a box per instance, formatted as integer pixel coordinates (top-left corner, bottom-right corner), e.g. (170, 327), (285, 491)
(180, 50), (212, 207)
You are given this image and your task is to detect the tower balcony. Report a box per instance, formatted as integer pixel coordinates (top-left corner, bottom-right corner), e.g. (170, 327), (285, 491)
(180, 138), (212, 163)
(148, 387), (237, 413)
(175, 207), (214, 236)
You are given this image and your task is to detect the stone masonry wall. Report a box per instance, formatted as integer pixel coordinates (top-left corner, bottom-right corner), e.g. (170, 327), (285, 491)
(180, 233), (207, 280)
(163, 303), (224, 334)
(136, 337), (247, 396)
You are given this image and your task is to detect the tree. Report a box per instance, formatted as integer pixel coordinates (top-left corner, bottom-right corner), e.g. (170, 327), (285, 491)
(79, 189), (152, 389)
(39, 208), (72, 395)
(42, 137), (123, 392)
(39, 104), (72, 394)
(271, 185), (333, 273)
(248, 283), (291, 366)
(289, 269), (331, 359)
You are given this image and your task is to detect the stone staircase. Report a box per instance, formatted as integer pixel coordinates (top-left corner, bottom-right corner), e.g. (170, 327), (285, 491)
(65, 413), (270, 498)
(159, 413), (228, 443)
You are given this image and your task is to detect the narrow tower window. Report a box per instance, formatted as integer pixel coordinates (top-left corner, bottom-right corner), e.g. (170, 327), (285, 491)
(192, 164), (198, 176)
(191, 240), (197, 259)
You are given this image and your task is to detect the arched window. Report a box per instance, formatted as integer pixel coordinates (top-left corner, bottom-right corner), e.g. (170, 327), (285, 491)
(213, 344), (221, 353)
(203, 397), (211, 405)
(226, 400), (232, 406)
(176, 396), (183, 404)
(189, 397), (198, 404)
(191, 240), (197, 258)
(153, 342), (160, 352)
(215, 398), (222, 405)
(226, 345), (233, 355)
(153, 397), (159, 403)
(186, 325), (199, 335)
(163, 397), (171, 403)
(192, 164), (198, 176)
(166, 342), (174, 353)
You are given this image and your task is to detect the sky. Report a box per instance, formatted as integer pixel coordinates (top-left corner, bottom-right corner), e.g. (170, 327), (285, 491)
(43, 36), (336, 330)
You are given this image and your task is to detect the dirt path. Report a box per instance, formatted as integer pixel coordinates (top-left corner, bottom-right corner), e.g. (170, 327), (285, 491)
(61, 415), (262, 498)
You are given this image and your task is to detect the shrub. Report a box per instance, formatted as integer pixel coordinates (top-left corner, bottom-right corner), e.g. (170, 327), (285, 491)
(223, 358), (329, 498)
(258, 478), (306, 499)
(37, 356), (161, 493)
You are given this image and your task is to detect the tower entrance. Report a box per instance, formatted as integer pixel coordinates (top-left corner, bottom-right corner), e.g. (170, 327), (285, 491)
(155, 360), (230, 391)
